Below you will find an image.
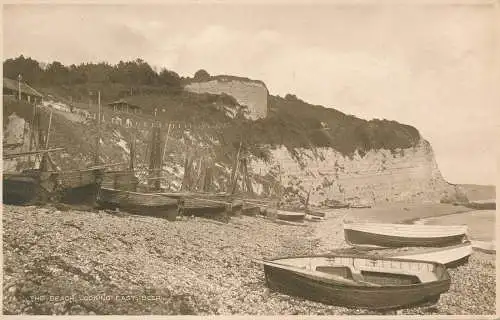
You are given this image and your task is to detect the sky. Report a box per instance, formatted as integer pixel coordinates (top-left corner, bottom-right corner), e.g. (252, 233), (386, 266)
(3, 1), (499, 185)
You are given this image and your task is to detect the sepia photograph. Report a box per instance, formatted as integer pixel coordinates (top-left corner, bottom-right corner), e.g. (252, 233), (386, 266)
(2, 0), (498, 316)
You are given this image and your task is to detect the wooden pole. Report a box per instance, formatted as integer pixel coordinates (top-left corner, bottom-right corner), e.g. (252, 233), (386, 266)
(129, 133), (135, 170)
(87, 162), (127, 170)
(148, 123), (162, 191)
(94, 91), (101, 165)
(3, 148), (65, 159)
(162, 123), (172, 162)
(278, 163), (283, 209)
(45, 110), (53, 149)
(229, 138), (243, 194)
(28, 103), (37, 166)
(17, 74), (22, 100)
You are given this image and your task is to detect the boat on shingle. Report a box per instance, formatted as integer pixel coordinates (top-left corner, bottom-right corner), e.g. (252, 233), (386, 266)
(276, 210), (306, 221)
(178, 197), (229, 217)
(344, 223), (468, 248)
(389, 241), (473, 268)
(97, 187), (179, 220)
(3, 171), (50, 205)
(259, 254), (451, 310)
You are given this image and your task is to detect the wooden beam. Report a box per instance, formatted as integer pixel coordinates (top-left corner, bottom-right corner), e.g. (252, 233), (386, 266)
(86, 162), (127, 170)
(45, 110), (53, 149)
(3, 147), (65, 159)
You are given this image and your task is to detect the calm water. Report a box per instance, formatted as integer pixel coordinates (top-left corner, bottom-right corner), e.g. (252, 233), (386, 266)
(415, 210), (496, 241)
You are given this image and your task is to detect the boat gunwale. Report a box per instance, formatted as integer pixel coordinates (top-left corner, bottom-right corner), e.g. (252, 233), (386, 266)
(344, 223), (468, 238)
(390, 241), (473, 256)
(264, 268), (450, 291)
(263, 254), (449, 282)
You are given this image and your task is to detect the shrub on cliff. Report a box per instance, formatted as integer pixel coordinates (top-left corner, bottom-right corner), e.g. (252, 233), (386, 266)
(193, 69), (211, 82)
(264, 95), (421, 157)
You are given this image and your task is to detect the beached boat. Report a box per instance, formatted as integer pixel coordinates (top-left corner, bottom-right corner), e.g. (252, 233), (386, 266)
(306, 208), (326, 218)
(344, 223), (468, 248)
(389, 242), (473, 268)
(241, 204), (261, 216)
(277, 210), (306, 221)
(327, 203), (350, 209)
(56, 168), (104, 204)
(3, 171), (52, 205)
(230, 199), (243, 215)
(101, 170), (139, 192)
(178, 197), (229, 217)
(350, 204), (372, 209)
(305, 214), (323, 222)
(97, 187), (179, 220)
(259, 254), (450, 310)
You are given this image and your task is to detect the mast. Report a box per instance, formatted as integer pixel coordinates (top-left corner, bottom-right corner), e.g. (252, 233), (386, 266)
(40, 109), (54, 172)
(148, 122), (162, 191)
(229, 137), (243, 195)
(129, 133), (135, 171)
(94, 91), (101, 166)
(28, 102), (37, 166)
(17, 74), (22, 100)
(277, 162), (283, 209)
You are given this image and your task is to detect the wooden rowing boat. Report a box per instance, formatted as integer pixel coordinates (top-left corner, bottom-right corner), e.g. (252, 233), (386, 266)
(277, 210), (306, 221)
(259, 254), (450, 310)
(178, 198), (229, 217)
(305, 208), (326, 218)
(325, 200), (350, 209)
(389, 242), (473, 268)
(230, 199), (243, 215)
(242, 204), (260, 216)
(56, 169), (104, 204)
(350, 204), (372, 209)
(344, 223), (468, 248)
(101, 170), (139, 192)
(3, 171), (51, 205)
(97, 187), (178, 221)
(3, 167), (103, 205)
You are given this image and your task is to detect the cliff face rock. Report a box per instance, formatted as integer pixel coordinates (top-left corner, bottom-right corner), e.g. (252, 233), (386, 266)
(249, 138), (455, 206)
(3, 97), (458, 206)
(184, 76), (268, 120)
(3, 113), (31, 171)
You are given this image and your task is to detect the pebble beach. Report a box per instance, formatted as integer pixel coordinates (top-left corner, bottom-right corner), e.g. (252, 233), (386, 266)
(2, 203), (496, 315)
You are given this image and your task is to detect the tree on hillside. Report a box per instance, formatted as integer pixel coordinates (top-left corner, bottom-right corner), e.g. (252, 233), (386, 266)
(3, 55), (44, 84)
(158, 68), (181, 88)
(194, 69), (210, 81)
(44, 61), (70, 85)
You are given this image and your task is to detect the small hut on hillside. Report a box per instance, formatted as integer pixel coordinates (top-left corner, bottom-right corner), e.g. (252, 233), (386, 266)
(3, 77), (43, 104)
(107, 98), (142, 114)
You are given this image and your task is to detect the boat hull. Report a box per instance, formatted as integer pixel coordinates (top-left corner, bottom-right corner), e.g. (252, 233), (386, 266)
(344, 229), (467, 248)
(277, 210), (306, 221)
(391, 242), (473, 268)
(230, 200), (243, 216)
(3, 170), (58, 205)
(97, 188), (178, 221)
(54, 169), (104, 205)
(327, 204), (349, 209)
(264, 265), (447, 310)
(306, 209), (326, 218)
(3, 175), (42, 205)
(101, 170), (138, 191)
(262, 255), (450, 310)
(179, 198), (228, 217)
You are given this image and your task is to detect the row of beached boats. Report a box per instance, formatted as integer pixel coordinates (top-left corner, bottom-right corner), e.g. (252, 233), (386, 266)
(258, 218), (474, 310)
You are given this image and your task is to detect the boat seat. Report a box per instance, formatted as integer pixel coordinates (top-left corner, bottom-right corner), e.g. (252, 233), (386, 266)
(350, 270), (365, 282)
(416, 272), (437, 283)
